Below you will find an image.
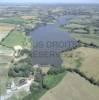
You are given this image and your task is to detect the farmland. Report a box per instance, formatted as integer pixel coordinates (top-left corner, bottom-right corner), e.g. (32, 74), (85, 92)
(40, 72), (99, 100)
(0, 24), (15, 42)
(0, 64), (10, 95)
(1, 30), (27, 48)
(61, 15), (99, 46)
(0, 24), (14, 32)
(61, 47), (99, 82)
(0, 17), (30, 25)
(0, 45), (14, 95)
(0, 45), (14, 64)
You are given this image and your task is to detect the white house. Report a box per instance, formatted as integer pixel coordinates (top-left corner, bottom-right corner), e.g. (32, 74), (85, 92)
(14, 45), (23, 57)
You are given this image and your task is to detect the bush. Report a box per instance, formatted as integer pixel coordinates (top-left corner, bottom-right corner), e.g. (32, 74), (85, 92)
(20, 49), (32, 57)
(30, 82), (41, 93)
(8, 63), (33, 77)
(47, 67), (66, 75)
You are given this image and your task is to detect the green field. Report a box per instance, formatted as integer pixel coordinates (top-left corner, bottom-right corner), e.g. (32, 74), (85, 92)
(1, 31), (26, 47)
(44, 72), (66, 89)
(0, 17), (30, 25)
(61, 15), (99, 46)
(71, 33), (99, 46)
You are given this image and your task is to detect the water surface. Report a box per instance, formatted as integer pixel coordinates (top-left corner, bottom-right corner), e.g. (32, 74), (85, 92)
(30, 16), (77, 66)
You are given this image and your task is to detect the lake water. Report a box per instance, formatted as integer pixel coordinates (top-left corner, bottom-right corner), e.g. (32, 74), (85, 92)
(30, 16), (77, 66)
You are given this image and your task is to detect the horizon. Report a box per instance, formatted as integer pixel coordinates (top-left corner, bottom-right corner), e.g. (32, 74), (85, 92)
(0, 0), (99, 4)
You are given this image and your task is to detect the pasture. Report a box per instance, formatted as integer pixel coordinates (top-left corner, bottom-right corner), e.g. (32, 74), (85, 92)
(61, 47), (99, 82)
(40, 72), (99, 100)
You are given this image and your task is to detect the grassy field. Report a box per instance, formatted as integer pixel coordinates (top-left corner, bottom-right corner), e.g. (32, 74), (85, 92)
(40, 72), (99, 100)
(0, 45), (14, 95)
(0, 63), (10, 95)
(44, 72), (66, 89)
(71, 33), (99, 46)
(1, 30), (26, 47)
(62, 15), (99, 46)
(61, 47), (99, 82)
(0, 45), (14, 63)
(0, 24), (15, 42)
(0, 25), (14, 32)
(0, 17), (30, 25)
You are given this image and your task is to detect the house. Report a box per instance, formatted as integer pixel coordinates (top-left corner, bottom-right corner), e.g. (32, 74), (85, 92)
(33, 64), (40, 69)
(33, 64), (50, 75)
(19, 79), (27, 86)
(14, 45), (23, 57)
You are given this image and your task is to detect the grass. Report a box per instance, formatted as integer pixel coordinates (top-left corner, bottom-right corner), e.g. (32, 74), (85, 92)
(75, 58), (82, 68)
(0, 45), (14, 64)
(0, 45), (14, 95)
(43, 71), (66, 89)
(24, 71), (66, 100)
(0, 64), (9, 95)
(0, 25), (14, 32)
(0, 17), (30, 25)
(24, 89), (47, 100)
(0, 45), (13, 54)
(71, 33), (99, 46)
(61, 47), (99, 82)
(62, 15), (99, 46)
(0, 24), (15, 42)
(40, 72), (99, 100)
(1, 30), (26, 47)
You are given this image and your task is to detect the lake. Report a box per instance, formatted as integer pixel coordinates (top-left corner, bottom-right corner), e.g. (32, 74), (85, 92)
(30, 16), (77, 66)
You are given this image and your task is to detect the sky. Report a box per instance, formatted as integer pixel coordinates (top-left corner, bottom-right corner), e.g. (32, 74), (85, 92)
(0, 0), (99, 4)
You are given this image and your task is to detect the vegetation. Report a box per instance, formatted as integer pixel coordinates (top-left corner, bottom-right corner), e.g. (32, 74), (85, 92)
(0, 64), (8, 95)
(0, 24), (14, 32)
(61, 16), (99, 46)
(0, 4), (99, 100)
(24, 67), (66, 100)
(40, 72), (99, 100)
(23, 89), (46, 100)
(24, 67), (45, 100)
(47, 67), (66, 75)
(1, 30), (26, 47)
(8, 62), (33, 77)
(0, 17), (30, 25)
(61, 47), (99, 82)
(0, 24), (15, 42)
(43, 71), (66, 89)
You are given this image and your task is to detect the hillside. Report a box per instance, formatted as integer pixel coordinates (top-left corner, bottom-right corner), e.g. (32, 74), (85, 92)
(61, 47), (99, 82)
(40, 72), (99, 100)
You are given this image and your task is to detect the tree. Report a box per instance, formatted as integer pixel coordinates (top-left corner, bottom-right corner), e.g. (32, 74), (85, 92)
(34, 67), (43, 89)
(8, 63), (33, 77)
